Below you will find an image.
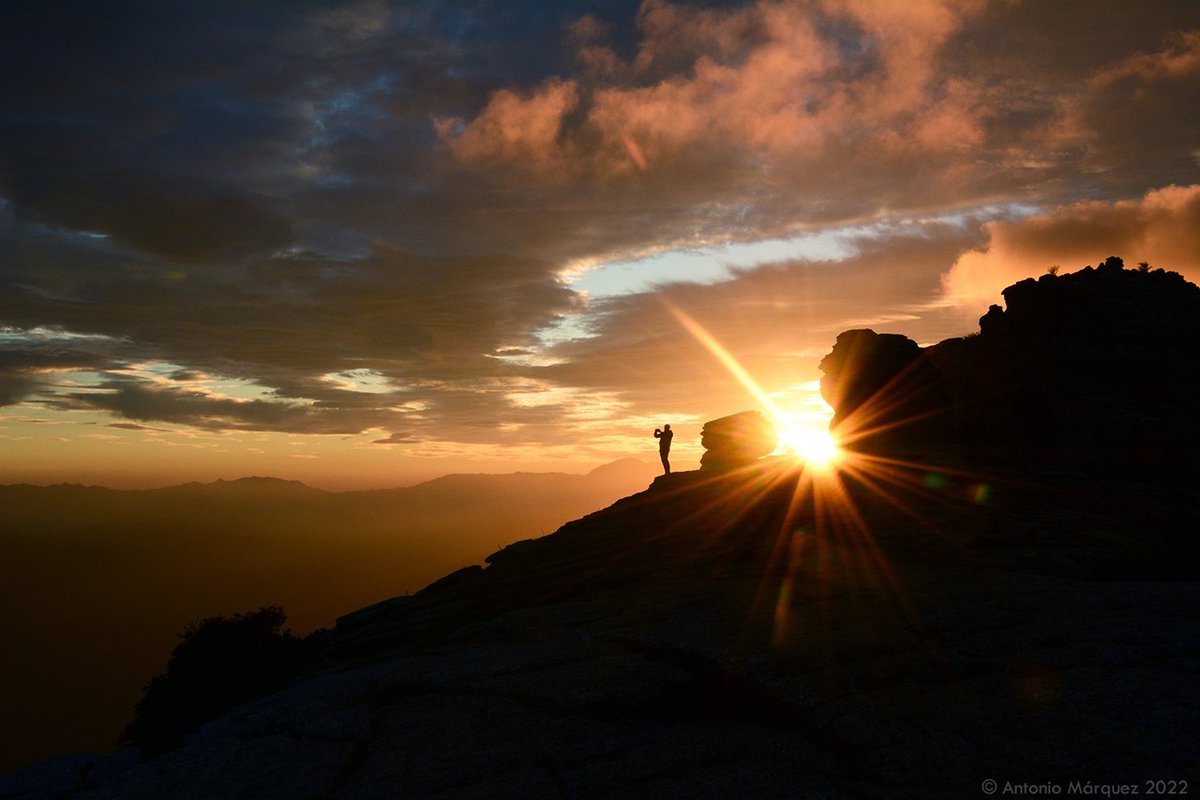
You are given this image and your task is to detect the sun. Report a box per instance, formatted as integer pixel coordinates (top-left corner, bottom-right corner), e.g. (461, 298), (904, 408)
(779, 426), (842, 470)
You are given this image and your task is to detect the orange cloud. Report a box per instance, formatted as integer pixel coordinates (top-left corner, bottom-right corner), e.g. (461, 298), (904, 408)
(437, 0), (980, 180)
(941, 184), (1200, 308)
(436, 79), (580, 178)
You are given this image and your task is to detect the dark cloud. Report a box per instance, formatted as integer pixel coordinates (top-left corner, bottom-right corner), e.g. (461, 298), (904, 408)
(0, 334), (126, 406)
(106, 422), (164, 432)
(1057, 31), (1200, 191)
(0, 373), (41, 407)
(63, 376), (383, 434)
(9, 170), (292, 262)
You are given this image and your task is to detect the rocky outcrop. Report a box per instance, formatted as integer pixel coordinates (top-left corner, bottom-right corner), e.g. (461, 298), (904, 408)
(818, 329), (950, 454)
(698, 410), (777, 469)
(820, 257), (1200, 479)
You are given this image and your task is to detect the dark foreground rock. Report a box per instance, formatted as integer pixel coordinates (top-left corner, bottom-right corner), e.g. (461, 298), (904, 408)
(4, 458), (1197, 799)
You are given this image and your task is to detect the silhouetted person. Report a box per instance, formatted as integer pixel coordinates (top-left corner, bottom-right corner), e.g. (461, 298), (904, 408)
(654, 424), (673, 474)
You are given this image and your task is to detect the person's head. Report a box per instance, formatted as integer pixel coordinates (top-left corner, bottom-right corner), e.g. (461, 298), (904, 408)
(663, 424), (670, 431)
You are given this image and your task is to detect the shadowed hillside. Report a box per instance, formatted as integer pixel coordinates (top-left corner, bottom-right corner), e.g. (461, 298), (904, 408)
(0, 459), (656, 773)
(6, 457), (1196, 798)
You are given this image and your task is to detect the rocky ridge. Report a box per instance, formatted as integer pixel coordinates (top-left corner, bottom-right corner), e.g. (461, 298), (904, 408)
(820, 257), (1200, 479)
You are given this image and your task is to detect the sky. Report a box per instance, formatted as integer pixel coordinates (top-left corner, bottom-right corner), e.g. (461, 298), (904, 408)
(2, 0), (1199, 489)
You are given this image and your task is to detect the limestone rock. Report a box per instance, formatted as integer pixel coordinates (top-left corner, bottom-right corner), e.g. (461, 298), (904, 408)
(698, 410), (776, 469)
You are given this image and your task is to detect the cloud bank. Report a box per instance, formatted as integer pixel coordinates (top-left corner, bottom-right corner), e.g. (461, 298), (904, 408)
(943, 184), (1200, 307)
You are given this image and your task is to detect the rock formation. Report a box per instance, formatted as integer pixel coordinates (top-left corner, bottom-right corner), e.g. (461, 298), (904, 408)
(820, 257), (1200, 480)
(818, 329), (949, 455)
(698, 410), (777, 470)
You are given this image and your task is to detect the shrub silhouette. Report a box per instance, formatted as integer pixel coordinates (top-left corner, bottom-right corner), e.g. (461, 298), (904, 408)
(121, 605), (308, 755)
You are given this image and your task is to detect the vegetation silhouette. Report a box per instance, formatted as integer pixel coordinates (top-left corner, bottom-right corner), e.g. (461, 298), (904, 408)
(120, 606), (309, 755)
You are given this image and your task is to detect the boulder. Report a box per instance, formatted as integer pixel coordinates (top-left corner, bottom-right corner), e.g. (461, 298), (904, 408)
(818, 329), (950, 454)
(699, 410), (776, 470)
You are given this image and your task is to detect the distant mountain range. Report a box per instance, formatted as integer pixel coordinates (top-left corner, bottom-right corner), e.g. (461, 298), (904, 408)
(0, 458), (657, 773)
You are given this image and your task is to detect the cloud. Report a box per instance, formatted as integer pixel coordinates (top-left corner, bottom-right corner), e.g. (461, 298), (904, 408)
(1055, 30), (1200, 185)
(372, 432), (420, 446)
(0, 333), (125, 406)
(438, 0), (978, 185)
(62, 376), (386, 435)
(437, 80), (581, 179)
(941, 184), (1200, 308)
(10, 171), (293, 262)
(435, 2), (1200, 242)
(106, 422), (165, 432)
(0, 226), (579, 395)
(0, 373), (40, 406)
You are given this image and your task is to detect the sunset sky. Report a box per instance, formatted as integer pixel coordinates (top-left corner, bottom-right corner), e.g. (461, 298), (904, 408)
(2, 0), (1199, 489)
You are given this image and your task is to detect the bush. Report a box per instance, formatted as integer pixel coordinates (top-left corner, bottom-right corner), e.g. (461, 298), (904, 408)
(121, 605), (308, 755)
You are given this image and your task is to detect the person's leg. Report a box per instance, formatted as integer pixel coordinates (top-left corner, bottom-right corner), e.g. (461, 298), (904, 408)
(660, 450), (670, 474)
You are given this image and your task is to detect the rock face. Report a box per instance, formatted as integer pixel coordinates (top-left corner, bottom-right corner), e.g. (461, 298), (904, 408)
(698, 410), (777, 470)
(820, 257), (1200, 479)
(818, 329), (949, 454)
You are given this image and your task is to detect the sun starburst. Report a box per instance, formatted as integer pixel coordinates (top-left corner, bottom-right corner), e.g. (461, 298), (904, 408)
(661, 299), (999, 652)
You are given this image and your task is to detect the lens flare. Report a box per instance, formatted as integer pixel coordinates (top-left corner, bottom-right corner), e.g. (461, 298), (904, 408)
(659, 298), (999, 658)
(779, 426), (841, 469)
(661, 300), (845, 467)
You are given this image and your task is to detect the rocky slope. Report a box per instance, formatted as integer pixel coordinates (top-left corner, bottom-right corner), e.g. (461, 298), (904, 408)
(0, 460), (658, 774)
(3, 456), (1197, 799)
